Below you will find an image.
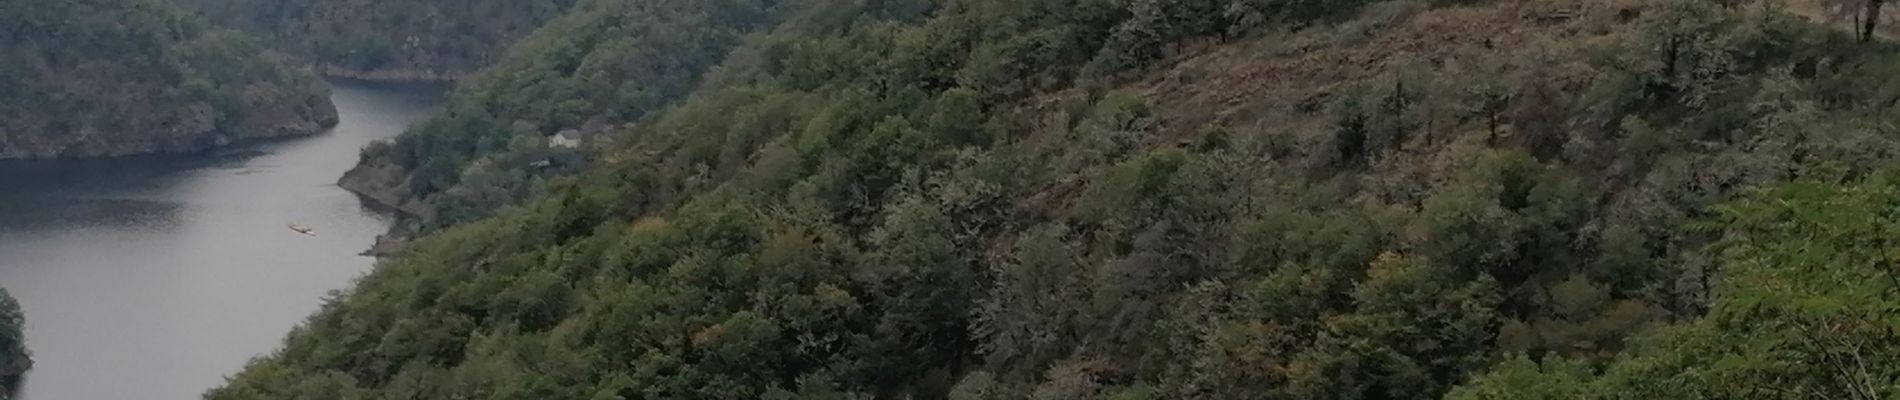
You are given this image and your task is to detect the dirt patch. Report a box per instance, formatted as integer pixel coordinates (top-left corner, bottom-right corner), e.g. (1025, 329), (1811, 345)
(1126, 0), (1648, 144)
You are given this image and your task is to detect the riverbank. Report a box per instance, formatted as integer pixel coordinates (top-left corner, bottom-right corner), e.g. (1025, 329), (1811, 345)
(316, 64), (464, 84)
(0, 90), (339, 161)
(0, 81), (441, 400)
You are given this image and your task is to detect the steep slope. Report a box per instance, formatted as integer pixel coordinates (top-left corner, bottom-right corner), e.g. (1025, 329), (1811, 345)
(181, 0), (579, 81)
(0, 0), (337, 160)
(212, 0), (1900, 398)
(337, 0), (791, 227)
(1447, 175), (1900, 399)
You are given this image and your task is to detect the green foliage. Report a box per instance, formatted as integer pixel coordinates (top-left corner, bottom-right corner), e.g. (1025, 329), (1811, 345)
(215, 0), (1900, 399)
(0, 0), (336, 159)
(353, 0), (791, 229)
(976, 224), (1086, 375)
(1417, 151), (1590, 285)
(1442, 355), (1592, 400)
(343, 0), (1391, 231)
(1087, 0), (1375, 76)
(1454, 177), (1900, 399)
(0, 289), (26, 381)
(182, 0), (578, 77)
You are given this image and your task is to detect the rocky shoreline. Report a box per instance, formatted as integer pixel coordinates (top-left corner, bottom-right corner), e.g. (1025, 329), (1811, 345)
(315, 64), (463, 84)
(337, 161), (433, 217)
(339, 162), (431, 258)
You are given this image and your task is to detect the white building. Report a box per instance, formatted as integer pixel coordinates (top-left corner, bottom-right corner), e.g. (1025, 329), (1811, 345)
(549, 129), (584, 148)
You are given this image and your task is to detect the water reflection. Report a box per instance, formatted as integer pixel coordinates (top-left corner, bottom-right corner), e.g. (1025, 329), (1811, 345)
(0, 148), (277, 233)
(0, 81), (442, 400)
(0, 198), (183, 232)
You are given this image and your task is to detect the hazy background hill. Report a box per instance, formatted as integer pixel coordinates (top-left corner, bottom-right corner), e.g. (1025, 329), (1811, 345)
(0, 0), (336, 159)
(180, 0), (579, 81)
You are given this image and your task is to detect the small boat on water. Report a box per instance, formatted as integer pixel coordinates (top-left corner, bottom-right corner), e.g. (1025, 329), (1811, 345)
(288, 224), (317, 237)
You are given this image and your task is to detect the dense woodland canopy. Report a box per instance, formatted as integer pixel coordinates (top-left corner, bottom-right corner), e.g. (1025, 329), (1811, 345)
(213, 0), (1900, 398)
(0, 0), (336, 159)
(339, 0), (791, 224)
(180, 0), (579, 80)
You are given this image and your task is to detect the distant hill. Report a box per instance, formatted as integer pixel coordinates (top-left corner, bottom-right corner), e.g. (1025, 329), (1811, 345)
(181, 0), (579, 81)
(0, 0), (337, 160)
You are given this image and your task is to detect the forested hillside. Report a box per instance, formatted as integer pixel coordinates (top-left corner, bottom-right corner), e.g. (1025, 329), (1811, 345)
(338, 0), (790, 226)
(181, 0), (578, 81)
(213, 0), (1900, 398)
(0, 0), (336, 159)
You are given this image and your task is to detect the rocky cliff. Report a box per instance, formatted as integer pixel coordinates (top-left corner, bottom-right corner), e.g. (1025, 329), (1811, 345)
(0, 0), (337, 160)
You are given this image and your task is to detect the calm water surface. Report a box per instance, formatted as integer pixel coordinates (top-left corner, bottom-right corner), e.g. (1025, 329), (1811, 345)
(0, 81), (440, 399)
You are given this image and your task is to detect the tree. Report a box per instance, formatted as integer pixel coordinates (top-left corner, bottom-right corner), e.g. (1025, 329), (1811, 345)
(975, 224), (1087, 374)
(0, 288), (27, 382)
(1863, 0), (1887, 41)
(861, 196), (984, 392)
(1823, 0), (1894, 41)
(1442, 355), (1591, 400)
(1450, 177), (1900, 399)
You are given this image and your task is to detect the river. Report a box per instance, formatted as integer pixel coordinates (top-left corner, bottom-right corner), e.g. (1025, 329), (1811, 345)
(0, 81), (441, 399)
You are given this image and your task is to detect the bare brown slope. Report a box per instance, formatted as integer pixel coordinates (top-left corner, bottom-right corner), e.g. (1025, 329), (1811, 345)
(1007, 0), (1791, 215)
(935, 1), (1899, 391)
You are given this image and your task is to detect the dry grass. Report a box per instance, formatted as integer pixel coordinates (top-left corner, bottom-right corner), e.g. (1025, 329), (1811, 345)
(998, 0), (1888, 221)
(1127, 0), (1653, 142)
(992, 0), (1665, 218)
